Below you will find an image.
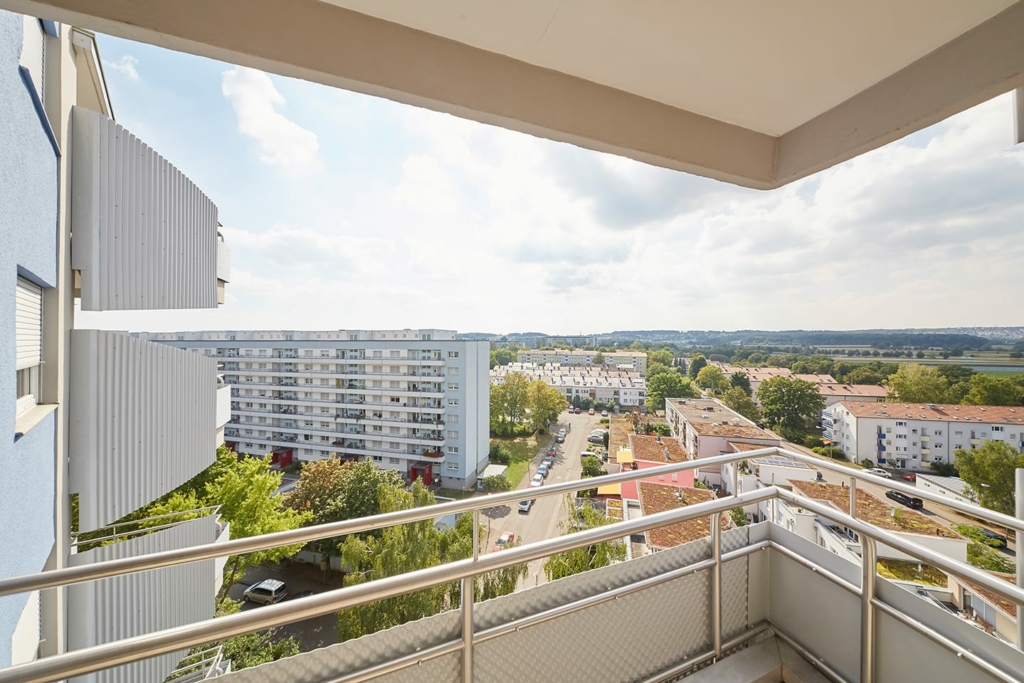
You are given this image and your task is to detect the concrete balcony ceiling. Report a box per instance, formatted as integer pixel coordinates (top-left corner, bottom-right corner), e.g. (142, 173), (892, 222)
(5, 0), (1024, 188)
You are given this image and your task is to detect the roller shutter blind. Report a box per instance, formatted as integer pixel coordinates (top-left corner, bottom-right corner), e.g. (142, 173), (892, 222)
(15, 277), (43, 371)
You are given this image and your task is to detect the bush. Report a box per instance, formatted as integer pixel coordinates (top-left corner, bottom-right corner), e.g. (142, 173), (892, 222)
(581, 456), (606, 478)
(730, 508), (749, 527)
(489, 443), (511, 465)
(860, 459), (875, 469)
(954, 524), (1004, 548)
(481, 474), (511, 493)
(812, 446), (848, 461)
(650, 423), (671, 437)
(930, 461), (958, 477)
(966, 543), (1014, 573)
(803, 435), (825, 449)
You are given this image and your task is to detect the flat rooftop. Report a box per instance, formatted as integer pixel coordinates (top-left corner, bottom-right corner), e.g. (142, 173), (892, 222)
(789, 480), (961, 540)
(638, 483), (728, 549)
(819, 384), (888, 398)
(667, 399), (778, 440)
(836, 402), (1024, 425)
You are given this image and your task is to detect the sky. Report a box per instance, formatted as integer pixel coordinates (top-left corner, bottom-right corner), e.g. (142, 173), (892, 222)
(77, 35), (1024, 336)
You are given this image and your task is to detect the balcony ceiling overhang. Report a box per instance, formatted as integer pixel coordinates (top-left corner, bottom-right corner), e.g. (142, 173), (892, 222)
(7, 0), (1024, 188)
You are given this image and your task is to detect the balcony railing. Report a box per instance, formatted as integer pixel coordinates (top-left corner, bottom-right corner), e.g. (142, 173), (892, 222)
(1, 449), (1022, 683)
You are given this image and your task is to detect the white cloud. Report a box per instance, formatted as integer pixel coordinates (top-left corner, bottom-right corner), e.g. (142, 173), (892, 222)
(103, 54), (139, 81)
(221, 67), (319, 173)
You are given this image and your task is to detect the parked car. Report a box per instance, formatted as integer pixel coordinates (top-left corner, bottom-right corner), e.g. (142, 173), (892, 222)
(547, 447), (557, 456)
(555, 434), (564, 443)
(901, 473), (917, 482)
(865, 468), (892, 478)
(542, 455), (555, 468)
(574, 408), (581, 414)
(493, 532), (516, 552)
(977, 527), (1008, 548)
(885, 490), (924, 510)
(587, 434), (604, 444)
(518, 499), (534, 514)
(530, 473), (544, 487)
(243, 579), (288, 605)
(590, 428), (608, 435)
(538, 463), (549, 478)
(588, 408), (596, 415)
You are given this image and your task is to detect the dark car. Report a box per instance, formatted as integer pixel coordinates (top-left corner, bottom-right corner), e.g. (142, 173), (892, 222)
(885, 490), (923, 510)
(977, 527), (1008, 548)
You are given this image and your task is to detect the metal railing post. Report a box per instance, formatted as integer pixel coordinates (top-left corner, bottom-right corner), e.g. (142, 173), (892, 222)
(711, 512), (722, 658)
(731, 463), (739, 498)
(849, 478), (857, 518)
(462, 508), (480, 682)
(1016, 469), (1023, 652)
(860, 537), (877, 683)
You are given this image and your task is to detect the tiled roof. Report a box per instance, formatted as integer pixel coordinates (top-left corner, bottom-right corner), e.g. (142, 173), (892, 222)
(835, 402), (1024, 425)
(728, 442), (772, 453)
(629, 434), (688, 463)
(638, 483), (729, 549)
(789, 480), (961, 540)
(818, 384), (887, 398)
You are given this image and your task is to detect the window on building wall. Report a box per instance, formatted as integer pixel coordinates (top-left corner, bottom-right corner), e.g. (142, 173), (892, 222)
(992, 426), (1004, 432)
(448, 414), (458, 423)
(447, 446), (459, 454)
(446, 462), (459, 471)
(449, 366), (459, 375)
(448, 430), (458, 439)
(448, 383), (459, 391)
(15, 278), (43, 416)
(372, 456), (383, 462)
(389, 458), (400, 464)
(448, 398), (459, 406)
(448, 351), (459, 358)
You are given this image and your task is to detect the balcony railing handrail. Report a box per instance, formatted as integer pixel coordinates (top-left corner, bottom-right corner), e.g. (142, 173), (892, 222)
(3, 446), (1022, 600)
(70, 506), (223, 548)
(0, 488), (778, 683)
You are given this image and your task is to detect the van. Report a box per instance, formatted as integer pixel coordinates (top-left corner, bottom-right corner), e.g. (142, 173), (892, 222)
(243, 579), (288, 605)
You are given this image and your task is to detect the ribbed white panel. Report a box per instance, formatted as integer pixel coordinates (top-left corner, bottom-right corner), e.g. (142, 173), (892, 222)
(70, 106), (220, 311)
(68, 517), (218, 683)
(15, 277), (43, 370)
(69, 330), (217, 531)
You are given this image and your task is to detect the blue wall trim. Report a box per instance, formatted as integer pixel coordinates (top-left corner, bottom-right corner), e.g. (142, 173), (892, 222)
(18, 65), (60, 158)
(40, 19), (59, 38)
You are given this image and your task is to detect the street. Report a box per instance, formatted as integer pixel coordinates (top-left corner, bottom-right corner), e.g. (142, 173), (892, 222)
(481, 410), (606, 588)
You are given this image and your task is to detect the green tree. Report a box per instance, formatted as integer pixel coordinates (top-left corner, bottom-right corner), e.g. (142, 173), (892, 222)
(646, 373), (697, 410)
(756, 377), (825, 440)
(481, 474), (511, 492)
(526, 379), (569, 432)
(581, 455), (606, 478)
(954, 441), (1024, 515)
(885, 364), (949, 403)
(490, 372), (531, 436)
(592, 351), (606, 365)
(493, 348), (516, 366)
(210, 456), (311, 599)
(962, 374), (1023, 406)
(729, 371), (752, 395)
(722, 387), (762, 423)
(544, 499), (625, 581)
(688, 353), (708, 379)
(646, 361), (672, 378)
(936, 364), (975, 385)
(648, 349), (674, 367)
(336, 481), (526, 640)
(173, 599), (300, 674)
(695, 365), (727, 392)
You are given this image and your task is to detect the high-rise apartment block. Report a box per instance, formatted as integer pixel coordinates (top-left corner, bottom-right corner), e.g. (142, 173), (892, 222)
(141, 330), (490, 490)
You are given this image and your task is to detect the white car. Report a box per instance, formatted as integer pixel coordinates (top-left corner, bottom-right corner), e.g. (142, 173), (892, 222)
(865, 468), (892, 479)
(530, 473), (544, 487)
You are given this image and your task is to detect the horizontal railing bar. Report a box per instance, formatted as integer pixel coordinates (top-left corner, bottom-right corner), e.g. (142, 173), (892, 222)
(641, 622), (772, 683)
(475, 541), (768, 644)
(773, 448), (1024, 534)
(0, 451), (749, 598)
(325, 639), (464, 683)
(770, 625), (850, 683)
(0, 488), (776, 683)
(775, 487), (1024, 612)
(5, 446), (1022, 599)
(871, 599), (1019, 683)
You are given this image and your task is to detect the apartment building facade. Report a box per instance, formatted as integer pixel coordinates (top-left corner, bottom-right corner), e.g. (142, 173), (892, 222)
(824, 401), (1024, 470)
(1, 12), (230, 678)
(515, 350), (648, 375)
(490, 363), (647, 406)
(143, 330), (490, 490)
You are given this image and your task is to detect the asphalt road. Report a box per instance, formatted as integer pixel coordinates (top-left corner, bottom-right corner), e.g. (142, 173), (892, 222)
(481, 410), (606, 588)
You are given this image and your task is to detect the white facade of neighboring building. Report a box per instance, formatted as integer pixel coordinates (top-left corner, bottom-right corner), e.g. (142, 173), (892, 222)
(516, 350), (648, 376)
(824, 401), (1024, 470)
(491, 363), (646, 406)
(144, 330), (490, 490)
(916, 474), (977, 506)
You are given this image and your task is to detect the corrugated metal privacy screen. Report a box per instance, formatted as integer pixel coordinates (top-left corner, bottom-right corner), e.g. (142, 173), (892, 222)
(69, 330), (217, 531)
(71, 106), (219, 310)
